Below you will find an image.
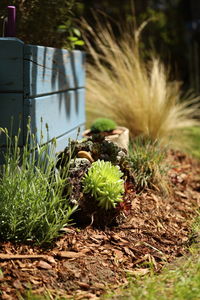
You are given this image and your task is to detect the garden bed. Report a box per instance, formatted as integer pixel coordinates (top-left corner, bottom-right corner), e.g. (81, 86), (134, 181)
(0, 150), (199, 299)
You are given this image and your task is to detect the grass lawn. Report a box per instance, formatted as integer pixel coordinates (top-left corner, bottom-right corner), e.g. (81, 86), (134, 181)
(105, 250), (200, 300)
(184, 126), (200, 159)
(105, 212), (200, 300)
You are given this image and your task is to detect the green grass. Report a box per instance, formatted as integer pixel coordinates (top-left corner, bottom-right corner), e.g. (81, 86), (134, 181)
(103, 202), (200, 300)
(0, 123), (77, 245)
(19, 290), (68, 300)
(183, 126), (200, 159)
(104, 253), (200, 300)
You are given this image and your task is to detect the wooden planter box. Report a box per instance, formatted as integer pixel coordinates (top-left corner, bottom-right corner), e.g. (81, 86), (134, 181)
(0, 37), (86, 161)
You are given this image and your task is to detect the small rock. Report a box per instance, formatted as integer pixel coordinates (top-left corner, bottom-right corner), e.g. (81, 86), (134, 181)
(70, 158), (91, 171)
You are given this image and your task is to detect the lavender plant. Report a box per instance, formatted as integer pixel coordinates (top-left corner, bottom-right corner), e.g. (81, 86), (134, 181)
(0, 122), (77, 245)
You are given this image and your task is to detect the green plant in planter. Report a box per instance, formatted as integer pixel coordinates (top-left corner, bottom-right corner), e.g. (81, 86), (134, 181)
(90, 118), (117, 133)
(82, 160), (124, 210)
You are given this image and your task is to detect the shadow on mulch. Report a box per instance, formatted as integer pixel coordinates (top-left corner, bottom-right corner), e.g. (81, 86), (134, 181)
(0, 151), (199, 300)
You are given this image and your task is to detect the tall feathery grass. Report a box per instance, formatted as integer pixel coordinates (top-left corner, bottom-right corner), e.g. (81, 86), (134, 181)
(85, 20), (200, 147)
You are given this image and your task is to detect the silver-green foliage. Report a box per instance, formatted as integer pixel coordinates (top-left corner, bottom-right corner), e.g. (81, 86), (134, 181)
(82, 160), (124, 210)
(129, 137), (167, 191)
(0, 124), (77, 245)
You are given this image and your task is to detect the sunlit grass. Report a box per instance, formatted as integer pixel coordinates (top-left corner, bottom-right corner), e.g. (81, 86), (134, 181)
(104, 253), (200, 300)
(182, 126), (200, 159)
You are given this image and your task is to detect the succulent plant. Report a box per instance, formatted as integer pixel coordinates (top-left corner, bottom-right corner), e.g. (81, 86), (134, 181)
(90, 118), (117, 133)
(82, 160), (124, 210)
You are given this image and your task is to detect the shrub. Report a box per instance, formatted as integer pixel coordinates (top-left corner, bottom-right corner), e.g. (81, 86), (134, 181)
(90, 118), (117, 133)
(82, 160), (124, 210)
(0, 124), (77, 245)
(129, 137), (168, 192)
(85, 19), (200, 147)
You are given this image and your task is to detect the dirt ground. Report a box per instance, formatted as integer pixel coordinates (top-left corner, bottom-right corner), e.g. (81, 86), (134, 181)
(0, 150), (200, 299)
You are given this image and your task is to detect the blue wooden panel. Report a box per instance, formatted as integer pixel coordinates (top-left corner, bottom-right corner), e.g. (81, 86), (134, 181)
(0, 38), (24, 92)
(24, 45), (86, 97)
(0, 38), (86, 159)
(24, 88), (85, 144)
(0, 124), (85, 165)
(55, 124), (85, 153)
(0, 93), (23, 145)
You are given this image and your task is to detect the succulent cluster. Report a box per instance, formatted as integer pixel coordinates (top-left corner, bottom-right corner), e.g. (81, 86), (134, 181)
(82, 160), (124, 210)
(90, 118), (117, 133)
(59, 135), (127, 166)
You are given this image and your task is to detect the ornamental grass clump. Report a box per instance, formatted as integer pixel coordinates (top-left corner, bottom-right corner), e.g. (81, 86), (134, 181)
(82, 160), (124, 210)
(90, 118), (117, 133)
(85, 19), (200, 147)
(129, 137), (168, 193)
(0, 123), (77, 245)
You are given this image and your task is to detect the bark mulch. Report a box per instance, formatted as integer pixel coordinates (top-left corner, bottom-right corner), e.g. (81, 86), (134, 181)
(0, 150), (199, 299)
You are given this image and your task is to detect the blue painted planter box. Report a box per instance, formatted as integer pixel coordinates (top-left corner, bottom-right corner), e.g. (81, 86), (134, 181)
(0, 37), (86, 160)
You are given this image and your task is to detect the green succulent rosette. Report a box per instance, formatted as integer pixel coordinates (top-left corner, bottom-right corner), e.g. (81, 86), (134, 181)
(82, 160), (124, 210)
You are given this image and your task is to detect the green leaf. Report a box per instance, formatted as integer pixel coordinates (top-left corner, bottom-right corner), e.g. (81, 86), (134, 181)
(73, 28), (81, 37)
(58, 25), (67, 29)
(74, 40), (85, 46)
(67, 36), (78, 41)
(57, 25), (67, 33)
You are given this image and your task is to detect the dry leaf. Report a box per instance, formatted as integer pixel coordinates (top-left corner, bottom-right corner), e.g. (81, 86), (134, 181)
(126, 268), (150, 276)
(75, 281), (90, 289)
(37, 260), (52, 270)
(113, 249), (124, 259)
(175, 191), (188, 198)
(46, 256), (56, 264)
(13, 279), (23, 289)
(56, 251), (85, 258)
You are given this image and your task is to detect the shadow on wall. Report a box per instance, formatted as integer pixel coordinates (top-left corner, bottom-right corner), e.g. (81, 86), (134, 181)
(25, 45), (85, 118)
(23, 43), (86, 145)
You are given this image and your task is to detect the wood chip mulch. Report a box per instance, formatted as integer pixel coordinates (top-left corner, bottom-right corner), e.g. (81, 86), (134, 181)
(0, 150), (199, 299)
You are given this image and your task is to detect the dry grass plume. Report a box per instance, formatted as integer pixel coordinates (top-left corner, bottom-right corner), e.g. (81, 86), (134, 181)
(84, 20), (200, 147)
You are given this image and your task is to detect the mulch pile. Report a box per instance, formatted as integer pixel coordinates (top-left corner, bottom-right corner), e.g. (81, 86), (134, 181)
(0, 150), (200, 299)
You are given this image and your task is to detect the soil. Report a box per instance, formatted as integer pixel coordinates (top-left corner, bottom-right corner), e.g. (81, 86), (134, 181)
(0, 150), (200, 300)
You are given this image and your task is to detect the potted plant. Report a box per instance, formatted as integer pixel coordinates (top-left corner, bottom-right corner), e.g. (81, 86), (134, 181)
(83, 118), (129, 150)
